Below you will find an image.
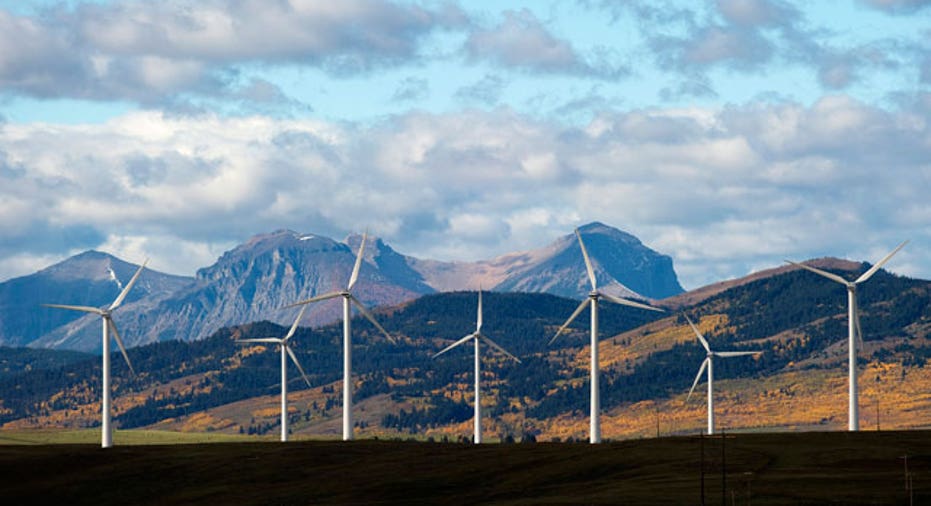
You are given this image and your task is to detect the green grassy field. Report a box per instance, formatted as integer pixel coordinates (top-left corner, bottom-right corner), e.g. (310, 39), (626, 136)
(0, 430), (927, 505)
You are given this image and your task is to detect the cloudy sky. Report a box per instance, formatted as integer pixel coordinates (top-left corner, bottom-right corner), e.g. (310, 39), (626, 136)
(1, 0), (929, 290)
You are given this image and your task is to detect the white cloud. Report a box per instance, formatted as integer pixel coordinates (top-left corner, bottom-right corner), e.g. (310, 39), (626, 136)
(0, 0), (464, 104)
(1, 96), (929, 289)
(464, 9), (628, 79)
(860, 0), (931, 14)
(454, 74), (506, 105)
(716, 0), (798, 27)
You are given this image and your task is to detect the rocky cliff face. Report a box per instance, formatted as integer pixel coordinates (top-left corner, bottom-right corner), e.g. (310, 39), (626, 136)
(31, 231), (427, 350)
(10, 223), (684, 352)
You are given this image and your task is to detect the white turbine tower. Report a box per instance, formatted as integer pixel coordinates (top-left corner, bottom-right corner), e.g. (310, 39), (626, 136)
(43, 259), (148, 448)
(287, 231), (394, 441)
(550, 229), (664, 444)
(785, 240), (908, 431)
(236, 305), (312, 442)
(432, 291), (520, 444)
(684, 315), (762, 435)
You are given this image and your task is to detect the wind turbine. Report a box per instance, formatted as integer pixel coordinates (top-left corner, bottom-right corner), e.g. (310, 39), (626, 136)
(550, 229), (664, 443)
(287, 231), (394, 441)
(785, 240), (908, 431)
(432, 291), (520, 444)
(236, 305), (312, 442)
(684, 315), (762, 435)
(43, 259), (148, 448)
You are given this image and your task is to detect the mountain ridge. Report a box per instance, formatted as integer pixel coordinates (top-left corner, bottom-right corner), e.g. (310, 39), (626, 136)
(3, 223), (682, 352)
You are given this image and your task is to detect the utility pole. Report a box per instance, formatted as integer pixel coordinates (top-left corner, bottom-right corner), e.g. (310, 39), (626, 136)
(875, 398), (880, 431)
(900, 455), (913, 506)
(655, 406), (660, 438)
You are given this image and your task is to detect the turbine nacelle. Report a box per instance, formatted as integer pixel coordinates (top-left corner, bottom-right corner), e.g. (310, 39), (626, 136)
(550, 230), (664, 346)
(785, 240), (908, 289)
(684, 314), (762, 405)
(284, 235), (394, 345)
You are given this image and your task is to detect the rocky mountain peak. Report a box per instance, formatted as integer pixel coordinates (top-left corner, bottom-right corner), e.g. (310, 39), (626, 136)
(7, 223), (684, 351)
(491, 222), (683, 300)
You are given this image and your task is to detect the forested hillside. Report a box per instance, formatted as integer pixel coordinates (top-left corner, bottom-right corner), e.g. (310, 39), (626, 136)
(2, 262), (930, 440)
(0, 347), (92, 380)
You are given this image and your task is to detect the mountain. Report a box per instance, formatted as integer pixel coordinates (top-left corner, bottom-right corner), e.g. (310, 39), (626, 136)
(2, 260), (929, 441)
(31, 230), (430, 351)
(490, 222), (682, 299)
(3, 223), (682, 352)
(0, 251), (191, 348)
(405, 222), (682, 299)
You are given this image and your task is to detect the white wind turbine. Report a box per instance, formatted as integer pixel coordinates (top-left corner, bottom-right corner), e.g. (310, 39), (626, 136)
(43, 259), (148, 448)
(432, 291), (520, 444)
(684, 315), (762, 435)
(550, 229), (664, 444)
(287, 231), (394, 441)
(236, 305), (312, 442)
(785, 240), (908, 431)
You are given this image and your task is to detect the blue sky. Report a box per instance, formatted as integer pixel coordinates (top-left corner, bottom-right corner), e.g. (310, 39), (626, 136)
(0, 0), (929, 290)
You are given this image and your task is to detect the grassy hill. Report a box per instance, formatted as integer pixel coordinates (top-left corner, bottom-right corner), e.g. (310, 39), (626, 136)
(0, 431), (929, 505)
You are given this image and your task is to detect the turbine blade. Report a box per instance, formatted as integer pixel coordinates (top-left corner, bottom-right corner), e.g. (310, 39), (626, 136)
(687, 359), (708, 402)
(42, 303), (104, 315)
(109, 259), (148, 311)
(284, 304), (308, 341)
(476, 290), (483, 333)
(785, 260), (850, 285)
(108, 320), (136, 376)
(714, 351), (763, 358)
(236, 338), (283, 344)
(433, 333), (476, 358)
(601, 292), (664, 312)
(684, 314), (711, 353)
(576, 229), (597, 290)
(285, 345), (312, 388)
(856, 240), (909, 284)
(350, 296), (395, 344)
(347, 230), (367, 290)
(549, 298), (591, 345)
(481, 335), (521, 363)
(284, 291), (343, 308)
